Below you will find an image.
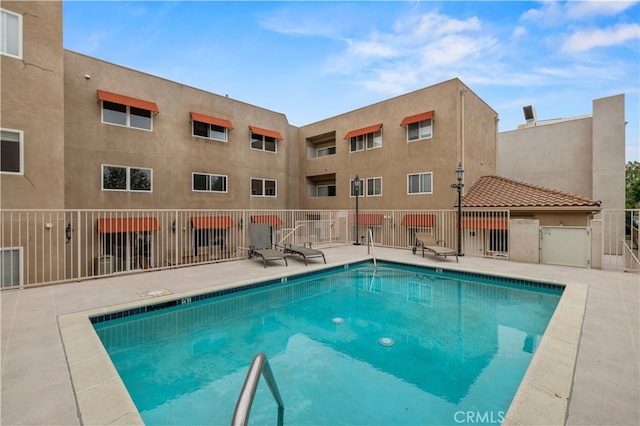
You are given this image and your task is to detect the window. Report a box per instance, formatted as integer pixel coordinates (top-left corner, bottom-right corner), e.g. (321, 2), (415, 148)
(350, 130), (382, 152)
(251, 178), (277, 197)
(316, 185), (336, 197)
(1, 9), (21, 58)
(350, 177), (364, 197)
(251, 133), (277, 152)
(407, 119), (432, 141)
(192, 173), (228, 192)
(407, 172), (432, 194)
(1, 128), (23, 174)
(102, 165), (152, 192)
(1, 247), (22, 288)
(316, 146), (336, 157)
(193, 121), (228, 142)
(102, 101), (153, 130)
(366, 177), (382, 196)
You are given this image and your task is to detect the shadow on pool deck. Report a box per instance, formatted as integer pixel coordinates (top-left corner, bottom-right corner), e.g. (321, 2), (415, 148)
(1, 245), (638, 425)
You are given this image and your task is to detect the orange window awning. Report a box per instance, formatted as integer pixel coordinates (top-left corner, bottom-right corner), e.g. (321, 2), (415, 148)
(190, 112), (233, 129)
(401, 213), (435, 227)
(344, 123), (383, 140)
(349, 213), (384, 226)
(98, 217), (159, 233)
(249, 126), (283, 140)
(191, 216), (236, 230)
(251, 215), (284, 226)
(97, 90), (159, 113)
(400, 110), (434, 126)
(461, 217), (509, 230)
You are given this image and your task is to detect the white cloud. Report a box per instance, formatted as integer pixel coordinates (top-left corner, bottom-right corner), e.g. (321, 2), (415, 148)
(561, 23), (640, 53)
(565, 1), (639, 19)
(512, 26), (528, 39)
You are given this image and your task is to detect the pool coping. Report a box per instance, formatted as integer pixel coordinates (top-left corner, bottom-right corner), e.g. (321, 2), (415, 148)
(58, 256), (587, 425)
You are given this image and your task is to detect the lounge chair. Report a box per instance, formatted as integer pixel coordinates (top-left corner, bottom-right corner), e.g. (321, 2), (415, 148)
(412, 232), (458, 262)
(282, 242), (326, 265)
(249, 223), (288, 268)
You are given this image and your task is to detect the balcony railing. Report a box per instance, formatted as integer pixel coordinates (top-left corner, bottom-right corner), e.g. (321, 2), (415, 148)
(0, 209), (510, 289)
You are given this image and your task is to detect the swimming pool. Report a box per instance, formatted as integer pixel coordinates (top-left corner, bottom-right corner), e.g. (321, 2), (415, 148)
(91, 261), (562, 425)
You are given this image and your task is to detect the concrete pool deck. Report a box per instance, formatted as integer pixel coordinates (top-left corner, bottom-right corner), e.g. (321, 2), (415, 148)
(1, 245), (638, 425)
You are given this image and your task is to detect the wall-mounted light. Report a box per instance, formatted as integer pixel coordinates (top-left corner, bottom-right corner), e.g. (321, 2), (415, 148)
(65, 223), (73, 244)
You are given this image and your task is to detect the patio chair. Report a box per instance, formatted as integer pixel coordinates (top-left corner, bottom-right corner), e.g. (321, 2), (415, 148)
(282, 242), (326, 266)
(249, 223), (288, 268)
(412, 232), (458, 262)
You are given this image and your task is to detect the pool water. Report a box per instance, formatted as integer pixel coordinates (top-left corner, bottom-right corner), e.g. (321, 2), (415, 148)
(94, 262), (561, 425)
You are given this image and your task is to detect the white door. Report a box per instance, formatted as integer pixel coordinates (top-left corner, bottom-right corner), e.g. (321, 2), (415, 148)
(540, 226), (590, 268)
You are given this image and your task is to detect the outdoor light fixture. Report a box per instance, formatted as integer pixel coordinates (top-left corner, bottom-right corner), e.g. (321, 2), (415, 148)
(450, 163), (464, 256)
(354, 174), (361, 245)
(65, 223), (73, 244)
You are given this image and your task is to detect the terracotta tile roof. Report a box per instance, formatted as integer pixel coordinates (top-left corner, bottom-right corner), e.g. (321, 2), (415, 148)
(461, 175), (601, 209)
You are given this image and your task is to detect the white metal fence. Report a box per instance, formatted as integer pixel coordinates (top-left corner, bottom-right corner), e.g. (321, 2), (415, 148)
(601, 209), (640, 272)
(1, 209), (511, 289)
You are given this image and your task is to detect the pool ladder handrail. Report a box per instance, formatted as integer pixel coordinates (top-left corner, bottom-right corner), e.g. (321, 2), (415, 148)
(367, 228), (377, 270)
(231, 352), (284, 426)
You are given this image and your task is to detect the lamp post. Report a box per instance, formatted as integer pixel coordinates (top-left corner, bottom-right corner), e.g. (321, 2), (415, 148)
(353, 174), (361, 245)
(450, 163), (464, 256)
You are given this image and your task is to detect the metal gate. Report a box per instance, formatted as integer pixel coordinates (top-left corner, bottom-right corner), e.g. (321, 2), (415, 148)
(540, 226), (591, 268)
(601, 210), (640, 272)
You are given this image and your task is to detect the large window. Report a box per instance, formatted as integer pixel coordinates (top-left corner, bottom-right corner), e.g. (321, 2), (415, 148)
(192, 173), (228, 192)
(251, 133), (277, 152)
(366, 177), (382, 196)
(251, 178), (277, 197)
(1, 9), (21, 58)
(102, 165), (152, 192)
(407, 119), (432, 141)
(193, 121), (228, 142)
(316, 146), (336, 157)
(407, 172), (432, 194)
(350, 130), (381, 152)
(1, 128), (23, 174)
(102, 101), (153, 130)
(316, 184), (336, 197)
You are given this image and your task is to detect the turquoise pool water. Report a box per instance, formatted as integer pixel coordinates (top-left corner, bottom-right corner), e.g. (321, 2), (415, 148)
(93, 261), (562, 425)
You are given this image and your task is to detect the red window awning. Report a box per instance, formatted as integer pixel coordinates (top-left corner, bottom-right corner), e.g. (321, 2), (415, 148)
(400, 110), (434, 126)
(98, 217), (159, 233)
(349, 213), (384, 226)
(190, 112), (233, 129)
(401, 213), (435, 227)
(344, 123), (383, 140)
(97, 90), (159, 113)
(461, 217), (509, 230)
(191, 216), (236, 230)
(251, 215), (284, 226)
(249, 126), (283, 140)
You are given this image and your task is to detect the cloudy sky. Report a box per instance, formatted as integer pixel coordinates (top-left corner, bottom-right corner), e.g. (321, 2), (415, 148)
(63, 1), (639, 161)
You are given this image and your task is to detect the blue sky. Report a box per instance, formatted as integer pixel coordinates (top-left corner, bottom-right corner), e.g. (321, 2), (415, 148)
(63, 1), (640, 161)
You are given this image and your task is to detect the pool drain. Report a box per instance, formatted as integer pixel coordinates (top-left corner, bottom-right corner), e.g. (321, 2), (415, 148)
(331, 317), (345, 325)
(378, 337), (395, 347)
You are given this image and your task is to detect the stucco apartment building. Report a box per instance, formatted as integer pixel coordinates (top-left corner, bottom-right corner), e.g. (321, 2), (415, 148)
(1, 1), (497, 215)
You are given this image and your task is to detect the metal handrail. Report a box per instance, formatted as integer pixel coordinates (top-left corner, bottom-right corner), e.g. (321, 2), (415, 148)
(231, 353), (284, 426)
(368, 228), (377, 270)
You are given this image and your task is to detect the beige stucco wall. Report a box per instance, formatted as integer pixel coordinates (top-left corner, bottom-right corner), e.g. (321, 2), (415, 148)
(592, 94), (625, 213)
(498, 118), (593, 197)
(509, 219), (540, 264)
(298, 79), (497, 210)
(63, 51), (296, 210)
(498, 94), (625, 211)
(1, 1), (65, 209)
